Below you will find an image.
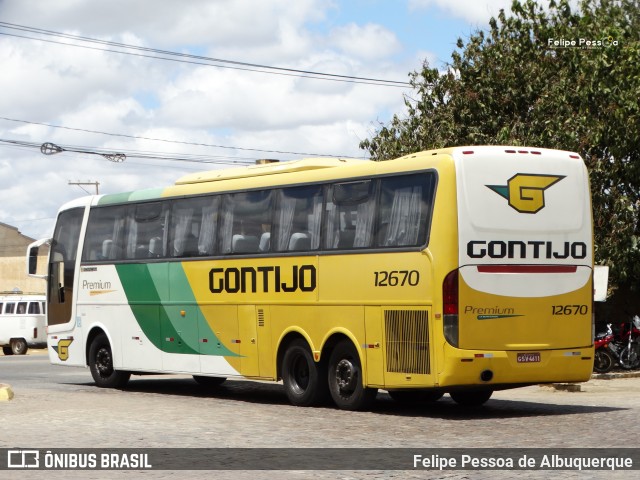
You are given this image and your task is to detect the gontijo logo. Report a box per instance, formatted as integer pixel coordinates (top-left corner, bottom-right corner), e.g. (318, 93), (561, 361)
(487, 174), (565, 213)
(52, 338), (73, 361)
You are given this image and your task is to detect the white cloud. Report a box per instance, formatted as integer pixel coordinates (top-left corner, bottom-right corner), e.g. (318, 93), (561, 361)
(408, 0), (512, 23)
(0, 0), (329, 48)
(0, 0), (417, 240)
(408, 0), (583, 24)
(328, 23), (402, 60)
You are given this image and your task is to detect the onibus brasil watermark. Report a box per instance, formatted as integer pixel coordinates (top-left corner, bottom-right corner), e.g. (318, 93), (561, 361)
(3, 448), (638, 471)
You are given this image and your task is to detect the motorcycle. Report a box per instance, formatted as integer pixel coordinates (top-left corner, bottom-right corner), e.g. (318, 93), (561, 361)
(593, 315), (640, 373)
(593, 324), (616, 373)
(617, 315), (640, 370)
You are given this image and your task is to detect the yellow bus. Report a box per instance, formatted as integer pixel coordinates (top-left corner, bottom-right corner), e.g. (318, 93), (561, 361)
(27, 146), (594, 410)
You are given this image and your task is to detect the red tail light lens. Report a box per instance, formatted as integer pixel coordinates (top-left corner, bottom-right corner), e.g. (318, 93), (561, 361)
(443, 269), (459, 315)
(443, 269), (459, 347)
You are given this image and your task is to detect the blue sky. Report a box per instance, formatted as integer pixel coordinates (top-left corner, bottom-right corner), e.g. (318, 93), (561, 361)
(324, 0), (480, 66)
(0, 0), (511, 239)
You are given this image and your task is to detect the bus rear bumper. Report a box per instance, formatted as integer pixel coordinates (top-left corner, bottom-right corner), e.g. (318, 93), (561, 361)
(437, 344), (594, 388)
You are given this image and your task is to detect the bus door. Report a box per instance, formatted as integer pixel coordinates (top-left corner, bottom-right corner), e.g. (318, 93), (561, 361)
(48, 207), (85, 365)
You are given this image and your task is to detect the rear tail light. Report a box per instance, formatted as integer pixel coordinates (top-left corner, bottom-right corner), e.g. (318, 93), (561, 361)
(34, 327), (38, 338)
(443, 269), (459, 347)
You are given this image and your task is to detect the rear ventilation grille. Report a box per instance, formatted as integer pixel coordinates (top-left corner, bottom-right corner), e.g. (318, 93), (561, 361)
(384, 309), (430, 375)
(257, 309), (265, 327)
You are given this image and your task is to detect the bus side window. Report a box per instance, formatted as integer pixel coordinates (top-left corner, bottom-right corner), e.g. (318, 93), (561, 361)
(220, 191), (273, 255)
(169, 196), (220, 257)
(0, 302), (3, 314)
(83, 205), (128, 262)
(324, 181), (375, 250)
(16, 302), (27, 314)
(376, 174), (435, 248)
(275, 185), (323, 252)
(5, 302), (15, 314)
(127, 202), (168, 260)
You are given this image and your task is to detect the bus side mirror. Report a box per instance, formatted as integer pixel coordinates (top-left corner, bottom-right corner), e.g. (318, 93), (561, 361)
(26, 238), (51, 279)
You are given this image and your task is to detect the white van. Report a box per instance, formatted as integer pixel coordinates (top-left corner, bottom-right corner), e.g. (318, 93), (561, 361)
(0, 292), (47, 355)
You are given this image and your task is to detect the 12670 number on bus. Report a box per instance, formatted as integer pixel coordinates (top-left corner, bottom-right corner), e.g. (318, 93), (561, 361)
(374, 270), (420, 287)
(551, 304), (589, 315)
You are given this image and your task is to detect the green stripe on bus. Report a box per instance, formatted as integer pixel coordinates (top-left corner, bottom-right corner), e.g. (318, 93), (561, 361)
(115, 263), (237, 357)
(98, 192), (134, 205)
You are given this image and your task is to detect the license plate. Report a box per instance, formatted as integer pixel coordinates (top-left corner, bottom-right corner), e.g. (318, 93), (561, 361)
(517, 352), (541, 363)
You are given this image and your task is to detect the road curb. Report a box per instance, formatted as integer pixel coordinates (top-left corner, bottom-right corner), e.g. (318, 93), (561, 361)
(592, 371), (640, 380)
(542, 383), (582, 392)
(0, 383), (14, 401)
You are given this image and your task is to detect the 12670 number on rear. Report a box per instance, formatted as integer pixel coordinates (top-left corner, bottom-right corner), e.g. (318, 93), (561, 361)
(551, 304), (589, 315)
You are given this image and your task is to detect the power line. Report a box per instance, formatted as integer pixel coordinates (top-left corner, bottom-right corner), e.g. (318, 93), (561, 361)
(0, 137), (266, 164)
(0, 21), (411, 88)
(0, 138), (257, 165)
(0, 117), (358, 158)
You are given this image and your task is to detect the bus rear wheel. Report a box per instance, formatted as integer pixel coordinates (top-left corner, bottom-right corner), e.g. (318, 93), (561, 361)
(282, 339), (328, 407)
(11, 338), (28, 355)
(328, 340), (377, 411)
(450, 389), (493, 407)
(3, 345), (14, 355)
(89, 333), (130, 388)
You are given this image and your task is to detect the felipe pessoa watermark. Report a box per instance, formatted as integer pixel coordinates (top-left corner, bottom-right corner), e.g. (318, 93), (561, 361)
(547, 36), (620, 49)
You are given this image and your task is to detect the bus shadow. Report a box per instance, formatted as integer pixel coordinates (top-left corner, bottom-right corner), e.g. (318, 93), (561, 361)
(370, 393), (625, 420)
(69, 376), (626, 419)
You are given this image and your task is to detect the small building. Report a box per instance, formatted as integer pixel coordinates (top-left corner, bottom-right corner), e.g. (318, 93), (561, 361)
(0, 222), (49, 293)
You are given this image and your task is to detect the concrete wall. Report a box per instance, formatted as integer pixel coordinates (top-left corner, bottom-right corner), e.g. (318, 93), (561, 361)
(0, 223), (49, 294)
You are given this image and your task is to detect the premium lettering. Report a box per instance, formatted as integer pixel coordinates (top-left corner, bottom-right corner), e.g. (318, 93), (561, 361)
(209, 265), (316, 294)
(467, 240), (587, 259)
(82, 280), (112, 290)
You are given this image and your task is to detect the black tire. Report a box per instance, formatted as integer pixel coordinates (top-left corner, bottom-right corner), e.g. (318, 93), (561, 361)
(388, 389), (444, 404)
(3, 345), (14, 356)
(89, 333), (131, 388)
(281, 339), (329, 407)
(593, 348), (615, 373)
(619, 345), (640, 370)
(450, 389), (493, 407)
(193, 375), (226, 387)
(11, 338), (28, 355)
(328, 340), (377, 411)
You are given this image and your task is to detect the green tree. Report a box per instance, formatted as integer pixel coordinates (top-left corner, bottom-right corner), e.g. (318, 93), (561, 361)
(361, 0), (640, 293)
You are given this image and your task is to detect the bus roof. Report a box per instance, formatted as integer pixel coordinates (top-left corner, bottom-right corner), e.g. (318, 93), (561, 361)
(87, 146), (582, 208)
(175, 158), (363, 185)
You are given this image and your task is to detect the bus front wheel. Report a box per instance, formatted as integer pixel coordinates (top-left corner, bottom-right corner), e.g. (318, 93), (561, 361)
(282, 339), (328, 407)
(89, 333), (131, 388)
(328, 340), (377, 411)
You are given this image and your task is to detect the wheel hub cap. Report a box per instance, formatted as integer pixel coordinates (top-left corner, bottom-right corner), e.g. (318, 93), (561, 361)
(335, 359), (356, 391)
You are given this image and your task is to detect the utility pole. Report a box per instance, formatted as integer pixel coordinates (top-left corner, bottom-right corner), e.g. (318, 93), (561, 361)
(68, 181), (100, 195)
